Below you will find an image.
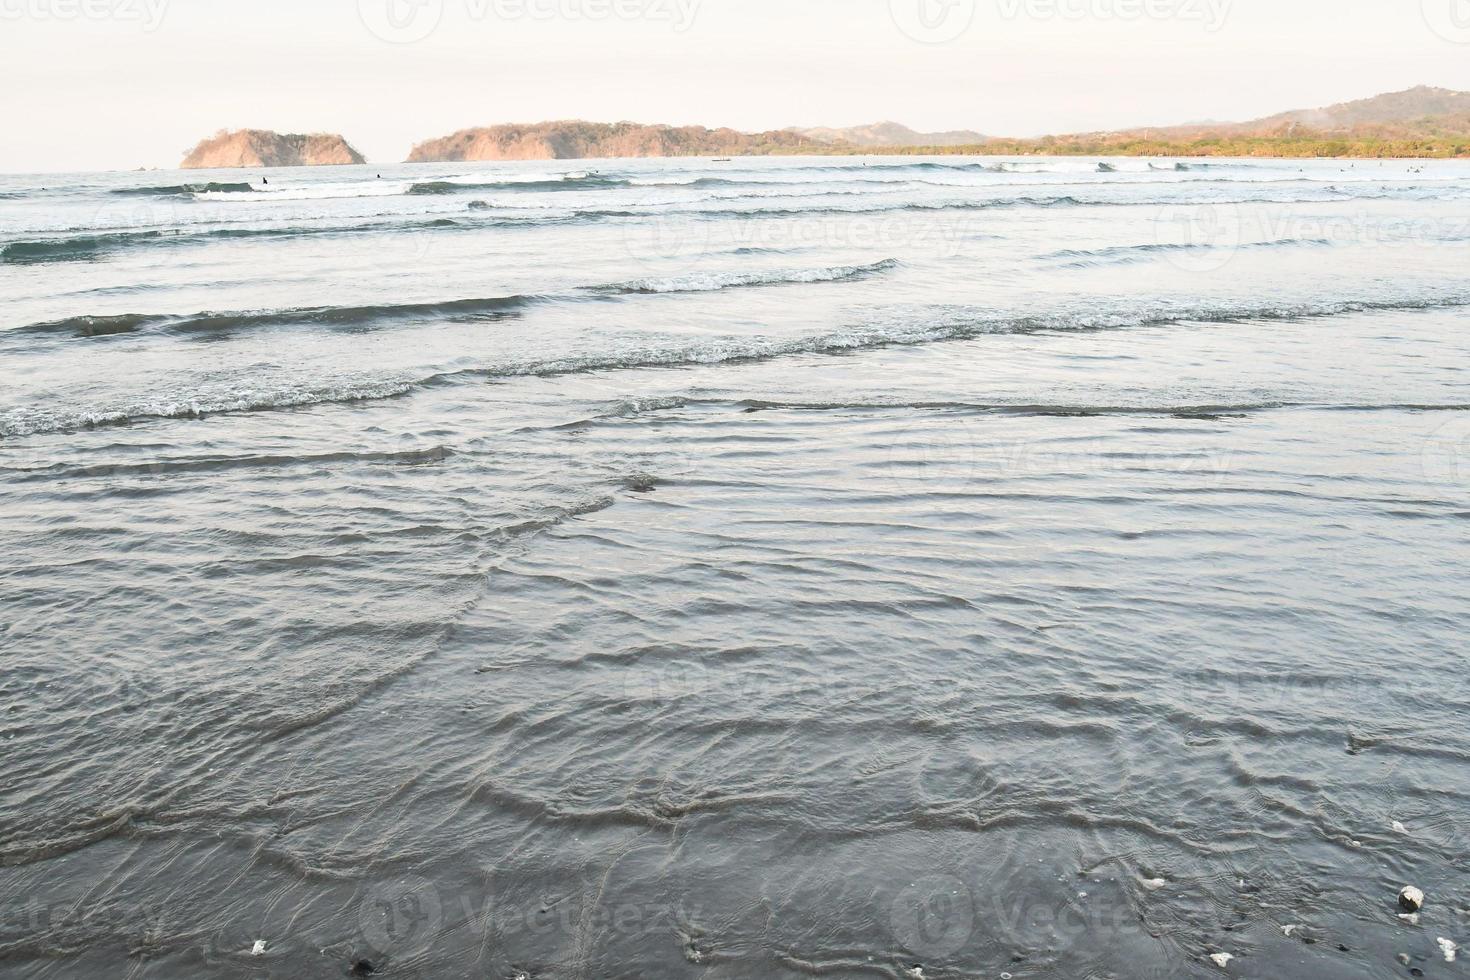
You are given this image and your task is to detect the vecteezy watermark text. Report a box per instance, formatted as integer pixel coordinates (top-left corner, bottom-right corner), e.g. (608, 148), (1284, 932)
(1422, 416), (1470, 503)
(622, 207), (988, 273)
(891, 0), (1229, 44)
(359, 0), (701, 43)
(997, 0), (1230, 30)
(1154, 203), (1470, 274)
(1422, 0), (1470, 44)
(356, 878), (698, 958)
(0, 0), (168, 29)
(889, 0), (979, 44)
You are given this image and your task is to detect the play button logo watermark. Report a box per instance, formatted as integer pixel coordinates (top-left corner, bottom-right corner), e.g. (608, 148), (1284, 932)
(1424, 0), (1470, 42)
(890, 0), (977, 42)
(359, 0), (444, 43)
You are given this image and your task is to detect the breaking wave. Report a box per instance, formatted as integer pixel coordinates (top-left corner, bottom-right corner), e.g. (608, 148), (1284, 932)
(10, 293), (1468, 437)
(407, 174), (630, 195)
(445, 294), (1470, 384)
(590, 259), (899, 294)
(7, 261), (903, 341)
(1042, 238), (1335, 268)
(110, 182), (256, 197)
(2, 232), (168, 265)
(11, 295), (546, 340)
(0, 212), (628, 265)
(0, 376), (422, 439)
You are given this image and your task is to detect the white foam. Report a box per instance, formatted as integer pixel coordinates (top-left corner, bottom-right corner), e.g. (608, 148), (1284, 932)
(196, 182), (411, 202)
(607, 260), (895, 294)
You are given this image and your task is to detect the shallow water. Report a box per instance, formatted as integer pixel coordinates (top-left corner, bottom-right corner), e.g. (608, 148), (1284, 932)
(2, 156), (1469, 979)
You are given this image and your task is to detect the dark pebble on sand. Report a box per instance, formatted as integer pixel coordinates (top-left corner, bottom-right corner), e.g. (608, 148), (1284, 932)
(350, 960), (375, 976)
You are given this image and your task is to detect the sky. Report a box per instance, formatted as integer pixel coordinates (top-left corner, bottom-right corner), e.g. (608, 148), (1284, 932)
(2, 0), (1469, 172)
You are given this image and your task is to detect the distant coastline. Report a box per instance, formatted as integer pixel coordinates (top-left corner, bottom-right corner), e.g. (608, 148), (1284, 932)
(180, 86), (1470, 167)
(846, 137), (1470, 159)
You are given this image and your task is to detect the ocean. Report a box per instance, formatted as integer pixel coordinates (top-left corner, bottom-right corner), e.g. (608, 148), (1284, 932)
(1, 156), (1468, 979)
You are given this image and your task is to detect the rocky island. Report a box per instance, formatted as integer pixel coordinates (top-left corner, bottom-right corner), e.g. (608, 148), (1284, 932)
(181, 130), (366, 169)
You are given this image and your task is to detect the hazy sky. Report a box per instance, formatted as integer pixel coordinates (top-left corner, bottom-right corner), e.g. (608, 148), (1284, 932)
(2, 0), (1468, 171)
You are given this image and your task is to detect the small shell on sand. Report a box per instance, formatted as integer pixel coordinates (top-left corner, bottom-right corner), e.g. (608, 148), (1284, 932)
(1399, 913), (1421, 926)
(1142, 878), (1168, 891)
(1393, 821), (1409, 834)
(1209, 952), (1234, 969)
(251, 941), (266, 956)
(1439, 938), (1458, 963)
(1282, 925), (1299, 937)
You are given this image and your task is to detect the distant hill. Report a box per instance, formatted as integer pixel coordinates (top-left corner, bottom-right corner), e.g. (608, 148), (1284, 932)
(813, 87), (1470, 157)
(799, 121), (987, 147)
(963, 86), (1470, 158)
(407, 121), (835, 162)
(1097, 86), (1470, 141)
(182, 130), (366, 169)
(407, 120), (987, 162)
(1239, 86), (1470, 134)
